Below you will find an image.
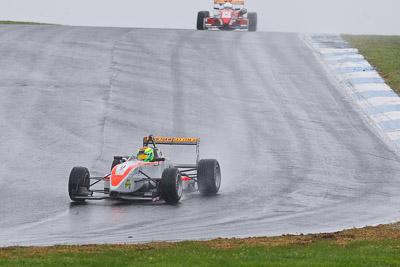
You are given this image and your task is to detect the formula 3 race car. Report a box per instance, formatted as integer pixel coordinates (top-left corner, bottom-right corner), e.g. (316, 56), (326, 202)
(68, 135), (221, 204)
(197, 0), (257, 31)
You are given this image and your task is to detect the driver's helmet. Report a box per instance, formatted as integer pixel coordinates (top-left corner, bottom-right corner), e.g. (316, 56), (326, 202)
(137, 147), (154, 162)
(223, 2), (233, 9)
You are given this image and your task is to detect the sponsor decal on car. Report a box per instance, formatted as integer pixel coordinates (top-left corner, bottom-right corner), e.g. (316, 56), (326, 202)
(125, 179), (131, 189)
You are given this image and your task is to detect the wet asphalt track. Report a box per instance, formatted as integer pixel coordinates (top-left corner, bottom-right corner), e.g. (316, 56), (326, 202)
(1, 25), (400, 246)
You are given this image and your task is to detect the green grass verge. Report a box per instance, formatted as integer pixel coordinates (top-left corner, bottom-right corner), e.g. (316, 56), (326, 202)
(0, 21), (58, 25)
(342, 35), (400, 94)
(2, 241), (400, 266)
(2, 223), (400, 266)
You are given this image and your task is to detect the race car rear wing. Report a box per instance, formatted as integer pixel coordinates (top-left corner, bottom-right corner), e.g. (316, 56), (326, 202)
(143, 136), (200, 164)
(214, 0), (244, 11)
(143, 137), (199, 146)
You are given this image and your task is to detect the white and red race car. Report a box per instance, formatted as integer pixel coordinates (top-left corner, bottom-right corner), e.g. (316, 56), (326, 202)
(197, 0), (257, 31)
(68, 135), (221, 204)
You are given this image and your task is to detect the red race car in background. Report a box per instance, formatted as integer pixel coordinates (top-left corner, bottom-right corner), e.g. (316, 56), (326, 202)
(197, 0), (257, 31)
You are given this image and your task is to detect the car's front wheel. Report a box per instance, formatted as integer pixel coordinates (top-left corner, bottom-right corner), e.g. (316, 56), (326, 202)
(248, 12), (257, 32)
(197, 11), (209, 30)
(68, 166), (90, 202)
(161, 168), (182, 203)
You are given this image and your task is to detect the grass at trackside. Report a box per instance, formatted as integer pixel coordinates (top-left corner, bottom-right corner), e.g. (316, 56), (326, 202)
(342, 35), (400, 94)
(2, 223), (400, 266)
(0, 21), (57, 25)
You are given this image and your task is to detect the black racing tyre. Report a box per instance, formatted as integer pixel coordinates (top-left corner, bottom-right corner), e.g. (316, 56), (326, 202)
(68, 166), (90, 202)
(197, 11), (209, 30)
(248, 12), (257, 32)
(197, 159), (221, 195)
(161, 168), (182, 203)
(111, 158), (121, 172)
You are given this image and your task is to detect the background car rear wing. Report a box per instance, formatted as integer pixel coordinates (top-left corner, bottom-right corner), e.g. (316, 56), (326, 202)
(214, 0), (244, 11)
(143, 136), (200, 164)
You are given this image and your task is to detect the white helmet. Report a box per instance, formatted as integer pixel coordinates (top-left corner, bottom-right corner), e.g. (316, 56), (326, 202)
(223, 3), (233, 9)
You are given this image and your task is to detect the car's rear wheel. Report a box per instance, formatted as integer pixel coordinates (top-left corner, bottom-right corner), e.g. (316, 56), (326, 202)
(197, 11), (209, 30)
(68, 167), (90, 202)
(161, 168), (182, 203)
(197, 159), (221, 195)
(248, 12), (257, 32)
